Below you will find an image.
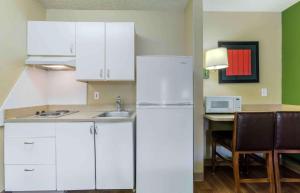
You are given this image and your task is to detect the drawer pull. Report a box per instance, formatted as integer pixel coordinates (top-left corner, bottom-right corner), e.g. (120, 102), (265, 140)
(24, 169), (35, 172)
(24, 142), (34, 145)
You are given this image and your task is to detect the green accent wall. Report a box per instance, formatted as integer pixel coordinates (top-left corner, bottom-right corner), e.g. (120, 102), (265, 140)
(282, 2), (300, 162)
(282, 2), (300, 104)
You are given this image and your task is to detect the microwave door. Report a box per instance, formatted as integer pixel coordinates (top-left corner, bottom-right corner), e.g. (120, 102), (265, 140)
(207, 100), (234, 113)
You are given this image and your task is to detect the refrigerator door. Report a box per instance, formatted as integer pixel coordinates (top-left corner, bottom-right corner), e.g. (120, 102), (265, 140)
(137, 56), (193, 105)
(136, 106), (193, 193)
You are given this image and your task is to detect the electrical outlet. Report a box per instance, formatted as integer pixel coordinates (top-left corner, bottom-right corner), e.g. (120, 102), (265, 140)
(261, 88), (268, 97)
(94, 91), (100, 100)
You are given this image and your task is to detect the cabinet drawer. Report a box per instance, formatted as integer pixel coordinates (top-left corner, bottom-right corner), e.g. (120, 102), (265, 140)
(5, 138), (55, 164)
(5, 123), (55, 137)
(5, 165), (56, 191)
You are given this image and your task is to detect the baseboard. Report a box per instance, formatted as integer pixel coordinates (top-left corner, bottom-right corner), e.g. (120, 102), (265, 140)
(194, 172), (204, 181)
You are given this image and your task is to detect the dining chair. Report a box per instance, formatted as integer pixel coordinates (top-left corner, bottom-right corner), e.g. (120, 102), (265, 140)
(233, 112), (275, 193)
(274, 112), (300, 193)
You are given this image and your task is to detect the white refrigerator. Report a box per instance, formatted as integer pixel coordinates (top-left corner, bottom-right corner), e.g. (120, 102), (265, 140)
(136, 56), (194, 193)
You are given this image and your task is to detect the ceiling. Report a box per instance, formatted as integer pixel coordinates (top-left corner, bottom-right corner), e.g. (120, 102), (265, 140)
(40, 0), (299, 12)
(203, 0), (300, 12)
(39, 0), (189, 11)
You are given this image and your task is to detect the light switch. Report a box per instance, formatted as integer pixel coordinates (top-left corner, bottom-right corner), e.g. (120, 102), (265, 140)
(94, 91), (100, 100)
(261, 88), (268, 97)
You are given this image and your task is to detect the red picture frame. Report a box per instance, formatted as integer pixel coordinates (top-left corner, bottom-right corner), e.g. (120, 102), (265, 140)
(218, 41), (259, 83)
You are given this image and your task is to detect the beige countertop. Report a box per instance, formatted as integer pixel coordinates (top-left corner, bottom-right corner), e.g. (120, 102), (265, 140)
(204, 114), (234, 122)
(5, 105), (136, 123)
(204, 104), (300, 122)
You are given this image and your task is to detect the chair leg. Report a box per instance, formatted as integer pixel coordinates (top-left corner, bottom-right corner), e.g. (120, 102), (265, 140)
(233, 152), (241, 193)
(212, 139), (217, 173)
(274, 151), (282, 193)
(266, 152), (275, 193)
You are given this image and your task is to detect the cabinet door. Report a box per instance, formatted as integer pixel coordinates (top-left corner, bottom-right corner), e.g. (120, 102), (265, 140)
(105, 23), (135, 81)
(56, 122), (95, 190)
(27, 21), (76, 56)
(76, 22), (105, 80)
(95, 122), (134, 189)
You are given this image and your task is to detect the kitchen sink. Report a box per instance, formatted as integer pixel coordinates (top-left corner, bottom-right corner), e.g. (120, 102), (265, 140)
(96, 111), (132, 118)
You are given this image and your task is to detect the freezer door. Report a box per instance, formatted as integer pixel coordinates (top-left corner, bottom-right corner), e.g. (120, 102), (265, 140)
(136, 106), (193, 193)
(137, 56), (193, 104)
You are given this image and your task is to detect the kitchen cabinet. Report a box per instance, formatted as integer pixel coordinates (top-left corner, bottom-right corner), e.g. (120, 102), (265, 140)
(56, 122), (96, 190)
(4, 120), (135, 191)
(105, 22), (135, 81)
(95, 122), (134, 189)
(75, 22), (135, 81)
(4, 123), (56, 191)
(27, 21), (76, 56)
(76, 22), (106, 81)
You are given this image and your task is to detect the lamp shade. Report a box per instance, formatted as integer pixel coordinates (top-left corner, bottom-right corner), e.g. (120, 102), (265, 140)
(205, 48), (229, 70)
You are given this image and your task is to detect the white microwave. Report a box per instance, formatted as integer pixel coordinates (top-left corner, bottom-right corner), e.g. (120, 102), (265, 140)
(205, 96), (242, 113)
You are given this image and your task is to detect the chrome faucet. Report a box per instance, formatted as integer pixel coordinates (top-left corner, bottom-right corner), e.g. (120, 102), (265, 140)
(115, 96), (122, 112)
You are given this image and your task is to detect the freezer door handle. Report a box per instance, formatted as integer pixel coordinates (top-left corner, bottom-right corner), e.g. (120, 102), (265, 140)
(137, 102), (193, 106)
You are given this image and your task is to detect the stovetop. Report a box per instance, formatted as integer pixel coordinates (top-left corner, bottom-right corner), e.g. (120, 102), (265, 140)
(34, 110), (78, 118)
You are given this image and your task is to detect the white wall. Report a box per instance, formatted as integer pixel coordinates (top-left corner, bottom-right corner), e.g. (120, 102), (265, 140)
(1, 68), (48, 110)
(47, 71), (87, 105)
(0, 68), (87, 125)
(193, 0), (204, 178)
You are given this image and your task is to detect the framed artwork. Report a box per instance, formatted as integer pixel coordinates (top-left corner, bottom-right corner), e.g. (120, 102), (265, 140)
(218, 41), (259, 83)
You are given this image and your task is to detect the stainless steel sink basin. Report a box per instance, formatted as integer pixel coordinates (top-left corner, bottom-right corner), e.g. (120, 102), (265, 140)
(96, 111), (132, 118)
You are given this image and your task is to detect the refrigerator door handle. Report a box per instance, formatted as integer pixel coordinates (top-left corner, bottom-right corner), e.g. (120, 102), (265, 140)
(137, 102), (193, 106)
(137, 102), (160, 106)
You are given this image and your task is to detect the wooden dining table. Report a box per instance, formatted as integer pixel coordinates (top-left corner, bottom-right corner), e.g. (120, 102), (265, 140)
(204, 114), (234, 159)
(203, 104), (300, 162)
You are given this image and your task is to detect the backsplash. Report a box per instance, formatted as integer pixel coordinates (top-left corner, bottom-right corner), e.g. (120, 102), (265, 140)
(88, 82), (136, 105)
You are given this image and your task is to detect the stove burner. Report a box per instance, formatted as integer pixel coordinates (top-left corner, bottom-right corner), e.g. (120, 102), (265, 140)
(35, 110), (77, 118)
(55, 110), (70, 113)
(40, 112), (62, 117)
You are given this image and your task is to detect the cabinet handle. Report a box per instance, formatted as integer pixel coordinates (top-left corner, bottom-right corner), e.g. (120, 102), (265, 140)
(24, 142), (34, 145)
(90, 126), (94, 135)
(24, 169), (34, 172)
(70, 44), (74, 54)
(107, 69), (110, 79)
(95, 125), (98, 135)
(100, 69), (103, 78)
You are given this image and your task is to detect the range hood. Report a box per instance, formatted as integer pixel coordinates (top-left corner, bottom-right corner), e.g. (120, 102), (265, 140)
(25, 56), (76, 71)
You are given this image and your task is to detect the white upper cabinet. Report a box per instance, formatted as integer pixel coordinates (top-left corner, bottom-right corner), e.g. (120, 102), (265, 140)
(105, 22), (135, 81)
(76, 22), (106, 81)
(27, 21), (76, 56)
(75, 22), (135, 81)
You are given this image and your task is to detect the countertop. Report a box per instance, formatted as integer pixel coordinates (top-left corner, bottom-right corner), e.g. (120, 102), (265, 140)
(5, 105), (136, 123)
(204, 114), (234, 122)
(204, 104), (300, 122)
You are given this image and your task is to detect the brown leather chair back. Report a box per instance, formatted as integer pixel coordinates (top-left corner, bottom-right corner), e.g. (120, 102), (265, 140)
(234, 112), (275, 151)
(275, 112), (300, 150)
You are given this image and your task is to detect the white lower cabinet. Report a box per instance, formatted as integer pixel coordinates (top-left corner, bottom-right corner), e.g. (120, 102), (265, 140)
(4, 121), (134, 191)
(4, 123), (56, 191)
(56, 122), (96, 190)
(95, 122), (134, 189)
